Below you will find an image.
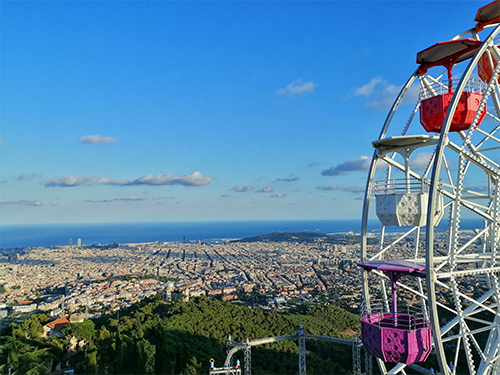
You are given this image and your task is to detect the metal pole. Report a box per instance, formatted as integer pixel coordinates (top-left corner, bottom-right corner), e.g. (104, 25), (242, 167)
(364, 349), (373, 375)
(353, 338), (361, 375)
(244, 345), (251, 375)
(298, 325), (306, 375)
(390, 272), (398, 327)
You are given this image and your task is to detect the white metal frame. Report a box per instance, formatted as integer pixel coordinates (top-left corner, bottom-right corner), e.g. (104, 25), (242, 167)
(360, 22), (500, 375)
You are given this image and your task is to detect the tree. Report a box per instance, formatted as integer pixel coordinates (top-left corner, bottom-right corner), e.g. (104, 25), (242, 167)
(61, 319), (95, 343)
(6, 329), (20, 365)
(97, 326), (111, 341)
(180, 356), (201, 375)
(154, 326), (170, 375)
(114, 332), (124, 374)
(20, 314), (47, 339)
(0, 295), (360, 375)
(137, 338), (155, 375)
(83, 350), (98, 374)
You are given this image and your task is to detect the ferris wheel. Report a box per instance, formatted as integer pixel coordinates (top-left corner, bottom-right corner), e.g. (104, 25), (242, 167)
(358, 2), (500, 375)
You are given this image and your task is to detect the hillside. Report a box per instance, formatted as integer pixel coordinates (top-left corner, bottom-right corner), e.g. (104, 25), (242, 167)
(0, 295), (361, 374)
(232, 231), (378, 245)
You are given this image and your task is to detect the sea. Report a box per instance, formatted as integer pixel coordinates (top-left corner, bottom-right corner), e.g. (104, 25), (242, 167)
(0, 218), (483, 250)
(0, 219), (373, 249)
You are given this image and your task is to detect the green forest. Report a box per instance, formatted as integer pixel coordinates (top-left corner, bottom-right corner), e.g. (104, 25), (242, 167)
(0, 295), (361, 375)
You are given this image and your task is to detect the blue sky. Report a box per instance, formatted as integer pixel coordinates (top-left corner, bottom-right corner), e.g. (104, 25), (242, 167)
(0, 0), (486, 225)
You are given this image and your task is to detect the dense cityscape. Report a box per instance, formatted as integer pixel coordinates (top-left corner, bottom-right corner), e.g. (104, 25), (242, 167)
(0, 234), (362, 318)
(2, 0), (499, 373)
(0, 227), (489, 375)
(0, 229), (464, 322)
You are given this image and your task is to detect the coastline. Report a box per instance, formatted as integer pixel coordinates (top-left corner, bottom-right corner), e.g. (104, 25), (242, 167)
(0, 217), (483, 250)
(0, 219), (367, 249)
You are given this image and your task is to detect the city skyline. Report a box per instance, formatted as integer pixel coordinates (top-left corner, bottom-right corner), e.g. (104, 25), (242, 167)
(0, 1), (484, 225)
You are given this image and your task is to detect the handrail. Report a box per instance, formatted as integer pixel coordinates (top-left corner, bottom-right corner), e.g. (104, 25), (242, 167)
(374, 178), (444, 196)
(374, 179), (430, 195)
(361, 299), (430, 331)
(419, 78), (486, 99)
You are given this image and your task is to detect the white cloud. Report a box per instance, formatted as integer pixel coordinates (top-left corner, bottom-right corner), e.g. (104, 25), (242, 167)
(126, 172), (213, 186)
(353, 77), (386, 97)
(1, 199), (49, 206)
(18, 173), (42, 180)
(43, 176), (100, 187)
(366, 84), (400, 110)
(43, 172), (214, 187)
(322, 156), (388, 176)
(79, 135), (118, 144)
(83, 197), (146, 203)
(232, 185), (253, 192)
(410, 152), (434, 170)
(322, 156), (372, 176)
(270, 193), (287, 198)
(307, 162), (321, 168)
(276, 176), (300, 182)
(256, 186), (273, 193)
(276, 79), (316, 97)
(317, 184), (364, 193)
(351, 77), (419, 110)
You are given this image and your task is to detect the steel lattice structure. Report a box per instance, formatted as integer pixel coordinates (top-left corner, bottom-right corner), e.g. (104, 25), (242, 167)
(244, 346), (251, 375)
(353, 343), (362, 375)
(365, 349), (373, 375)
(221, 333), (372, 375)
(360, 4), (500, 375)
(298, 331), (306, 375)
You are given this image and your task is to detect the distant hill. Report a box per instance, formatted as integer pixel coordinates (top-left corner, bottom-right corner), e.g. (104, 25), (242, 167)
(232, 231), (378, 245)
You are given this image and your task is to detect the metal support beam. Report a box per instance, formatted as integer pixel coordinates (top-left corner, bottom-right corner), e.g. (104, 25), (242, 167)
(244, 345), (251, 375)
(364, 349), (373, 375)
(353, 340), (361, 375)
(210, 367), (241, 375)
(298, 325), (306, 375)
(221, 330), (361, 374)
